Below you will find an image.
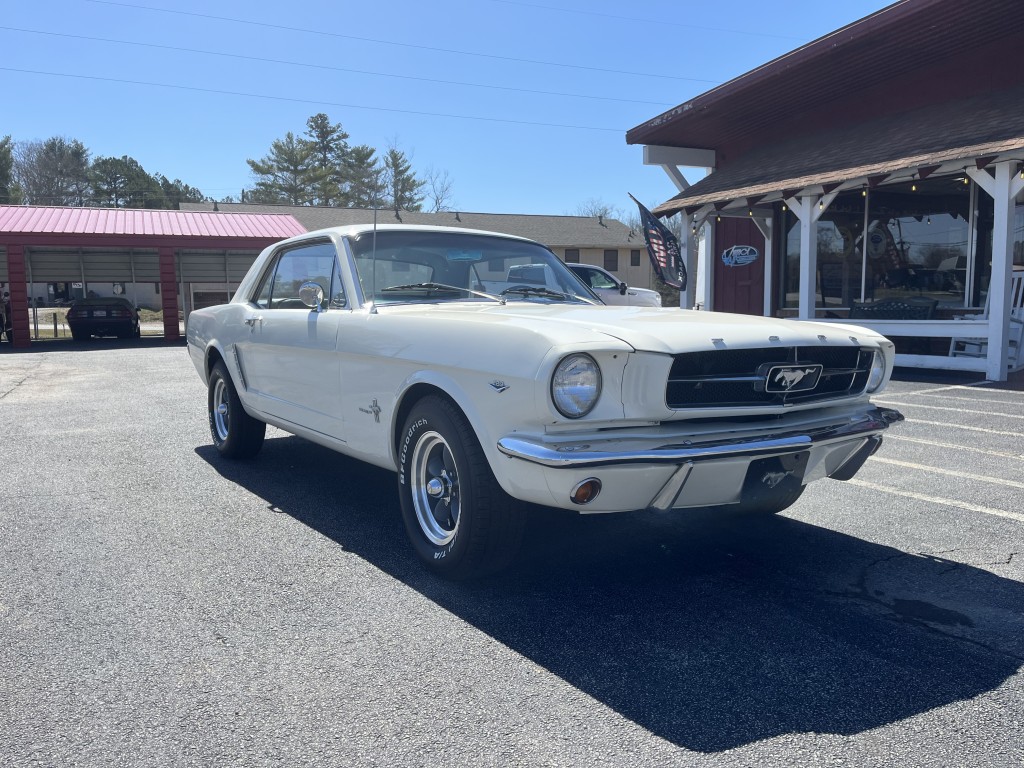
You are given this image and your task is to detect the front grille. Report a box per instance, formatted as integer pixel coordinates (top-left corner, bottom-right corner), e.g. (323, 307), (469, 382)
(666, 346), (872, 408)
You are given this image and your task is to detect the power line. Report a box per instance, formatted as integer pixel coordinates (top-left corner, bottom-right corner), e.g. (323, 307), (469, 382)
(84, 0), (720, 84)
(0, 67), (628, 132)
(0, 25), (678, 108)
(486, 0), (805, 40)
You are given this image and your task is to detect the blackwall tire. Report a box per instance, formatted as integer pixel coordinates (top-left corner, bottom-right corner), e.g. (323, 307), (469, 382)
(398, 395), (525, 579)
(208, 361), (266, 459)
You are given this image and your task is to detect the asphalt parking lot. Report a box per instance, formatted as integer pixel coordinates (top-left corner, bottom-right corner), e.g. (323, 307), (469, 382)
(2, 341), (1023, 767)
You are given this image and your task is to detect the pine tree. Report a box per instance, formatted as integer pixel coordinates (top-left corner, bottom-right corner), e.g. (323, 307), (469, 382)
(381, 145), (424, 212)
(343, 145), (384, 208)
(303, 113), (348, 207)
(0, 136), (20, 204)
(246, 132), (317, 205)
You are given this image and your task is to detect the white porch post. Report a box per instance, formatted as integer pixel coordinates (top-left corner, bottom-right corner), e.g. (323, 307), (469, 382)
(785, 192), (837, 320)
(969, 161), (1024, 380)
(681, 222), (698, 310)
(786, 196), (817, 320)
(696, 220), (714, 310)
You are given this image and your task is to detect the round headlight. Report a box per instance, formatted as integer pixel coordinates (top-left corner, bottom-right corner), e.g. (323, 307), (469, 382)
(866, 349), (886, 393)
(551, 353), (602, 418)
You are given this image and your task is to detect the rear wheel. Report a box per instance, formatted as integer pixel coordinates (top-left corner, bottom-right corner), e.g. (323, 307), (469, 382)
(208, 361), (265, 459)
(398, 395), (525, 579)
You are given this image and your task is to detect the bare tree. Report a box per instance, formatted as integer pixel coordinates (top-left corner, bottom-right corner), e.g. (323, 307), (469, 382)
(573, 198), (622, 220)
(14, 136), (91, 205)
(423, 167), (456, 212)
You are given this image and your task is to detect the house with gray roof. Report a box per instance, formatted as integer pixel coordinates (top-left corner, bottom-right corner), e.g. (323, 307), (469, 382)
(181, 202), (658, 293)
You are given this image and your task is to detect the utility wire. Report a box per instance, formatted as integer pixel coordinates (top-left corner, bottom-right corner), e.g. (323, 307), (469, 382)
(0, 25), (678, 107)
(0, 67), (628, 132)
(84, 0), (720, 84)
(487, 0), (805, 40)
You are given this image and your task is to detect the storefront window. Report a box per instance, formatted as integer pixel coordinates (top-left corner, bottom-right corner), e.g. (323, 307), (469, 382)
(866, 178), (973, 309)
(776, 176), (978, 315)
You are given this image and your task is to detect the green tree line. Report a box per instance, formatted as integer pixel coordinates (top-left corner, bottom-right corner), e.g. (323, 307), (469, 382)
(1, 113), (450, 212)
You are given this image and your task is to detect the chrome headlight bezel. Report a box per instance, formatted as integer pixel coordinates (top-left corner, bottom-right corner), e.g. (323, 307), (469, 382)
(551, 353), (602, 419)
(866, 349), (886, 393)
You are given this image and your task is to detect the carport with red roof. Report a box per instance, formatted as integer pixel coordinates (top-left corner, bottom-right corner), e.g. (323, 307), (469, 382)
(0, 206), (306, 348)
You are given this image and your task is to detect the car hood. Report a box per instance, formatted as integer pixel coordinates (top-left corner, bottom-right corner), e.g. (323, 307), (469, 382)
(380, 303), (884, 354)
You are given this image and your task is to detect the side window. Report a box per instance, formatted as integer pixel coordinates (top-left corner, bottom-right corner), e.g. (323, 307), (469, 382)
(255, 241), (341, 310)
(588, 268), (618, 290)
(329, 263), (347, 309)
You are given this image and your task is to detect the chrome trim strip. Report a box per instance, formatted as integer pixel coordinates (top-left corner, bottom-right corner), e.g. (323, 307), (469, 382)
(496, 407), (903, 469)
(231, 345), (248, 391)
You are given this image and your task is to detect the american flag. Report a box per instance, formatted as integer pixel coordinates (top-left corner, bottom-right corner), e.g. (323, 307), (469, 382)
(630, 194), (686, 290)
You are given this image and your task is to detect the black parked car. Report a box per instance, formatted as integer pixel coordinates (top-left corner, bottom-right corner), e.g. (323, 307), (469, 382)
(66, 297), (141, 341)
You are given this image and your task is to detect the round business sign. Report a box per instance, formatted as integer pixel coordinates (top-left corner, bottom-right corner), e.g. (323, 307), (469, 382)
(721, 245), (760, 267)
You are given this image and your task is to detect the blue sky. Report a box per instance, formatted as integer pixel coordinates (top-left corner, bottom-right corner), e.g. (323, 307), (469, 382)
(2, 0), (892, 218)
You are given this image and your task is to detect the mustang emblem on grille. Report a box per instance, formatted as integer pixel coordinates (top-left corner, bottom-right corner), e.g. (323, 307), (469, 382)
(764, 364), (823, 393)
(775, 368), (816, 389)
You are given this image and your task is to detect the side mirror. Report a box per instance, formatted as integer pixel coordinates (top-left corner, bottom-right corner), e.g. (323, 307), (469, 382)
(619, 282), (628, 295)
(299, 281), (325, 312)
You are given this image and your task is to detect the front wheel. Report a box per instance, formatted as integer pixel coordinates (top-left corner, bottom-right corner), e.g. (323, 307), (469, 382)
(398, 396), (525, 579)
(208, 361), (266, 459)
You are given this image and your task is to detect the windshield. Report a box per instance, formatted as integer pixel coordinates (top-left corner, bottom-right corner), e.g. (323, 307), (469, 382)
(348, 230), (597, 305)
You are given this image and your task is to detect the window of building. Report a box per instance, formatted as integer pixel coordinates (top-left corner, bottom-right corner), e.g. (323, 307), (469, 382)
(631, 249), (641, 267)
(564, 248), (580, 263)
(779, 176), (978, 314)
(604, 249), (618, 271)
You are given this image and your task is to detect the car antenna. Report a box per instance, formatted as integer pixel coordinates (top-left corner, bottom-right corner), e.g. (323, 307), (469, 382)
(370, 204), (379, 314)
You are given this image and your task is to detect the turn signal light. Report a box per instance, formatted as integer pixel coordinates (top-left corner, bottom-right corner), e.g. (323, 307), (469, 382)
(570, 478), (602, 505)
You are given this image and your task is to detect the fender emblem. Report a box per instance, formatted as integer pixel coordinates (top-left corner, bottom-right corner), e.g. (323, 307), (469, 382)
(490, 380), (510, 393)
(359, 399), (382, 423)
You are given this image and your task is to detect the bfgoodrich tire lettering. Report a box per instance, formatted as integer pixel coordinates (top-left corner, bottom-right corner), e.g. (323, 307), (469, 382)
(208, 360), (266, 459)
(398, 395), (525, 579)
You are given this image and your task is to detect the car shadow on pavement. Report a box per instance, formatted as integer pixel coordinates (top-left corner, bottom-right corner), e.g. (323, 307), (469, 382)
(197, 436), (1024, 753)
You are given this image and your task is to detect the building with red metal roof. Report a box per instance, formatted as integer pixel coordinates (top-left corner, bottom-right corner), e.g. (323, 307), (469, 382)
(0, 205), (305, 348)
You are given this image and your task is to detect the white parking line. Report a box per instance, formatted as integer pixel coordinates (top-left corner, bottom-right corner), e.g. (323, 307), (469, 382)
(873, 400), (1024, 420)
(885, 384), (979, 397)
(907, 392), (1024, 407)
(870, 456), (1024, 489)
(846, 479), (1024, 524)
(887, 434), (1024, 460)
(895, 418), (1024, 437)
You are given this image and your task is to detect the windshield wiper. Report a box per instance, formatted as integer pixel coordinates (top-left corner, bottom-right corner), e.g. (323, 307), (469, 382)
(500, 285), (568, 300)
(380, 283), (503, 303)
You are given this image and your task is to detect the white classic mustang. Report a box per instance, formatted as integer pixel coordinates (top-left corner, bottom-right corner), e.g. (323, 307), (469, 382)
(187, 224), (903, 578)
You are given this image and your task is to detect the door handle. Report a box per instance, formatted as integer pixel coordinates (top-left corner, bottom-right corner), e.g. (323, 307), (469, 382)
(244, 316), (262, 327)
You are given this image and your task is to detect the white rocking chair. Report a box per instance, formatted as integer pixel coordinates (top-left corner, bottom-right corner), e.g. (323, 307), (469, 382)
(949, 270), (1024, 372)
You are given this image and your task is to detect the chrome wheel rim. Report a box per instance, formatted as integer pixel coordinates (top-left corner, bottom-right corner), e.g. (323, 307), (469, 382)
(410, 431), (460, 547)
(212, 378), (230, 442)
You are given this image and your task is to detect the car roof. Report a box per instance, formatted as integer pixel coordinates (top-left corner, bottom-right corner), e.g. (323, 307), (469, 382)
(295, 223), (537, 244)
(71, 297), (134, 305)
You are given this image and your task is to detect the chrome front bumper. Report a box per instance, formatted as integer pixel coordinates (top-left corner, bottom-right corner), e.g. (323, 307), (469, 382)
(496, 406), (904, 512)
(497, 406), (904, 468)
